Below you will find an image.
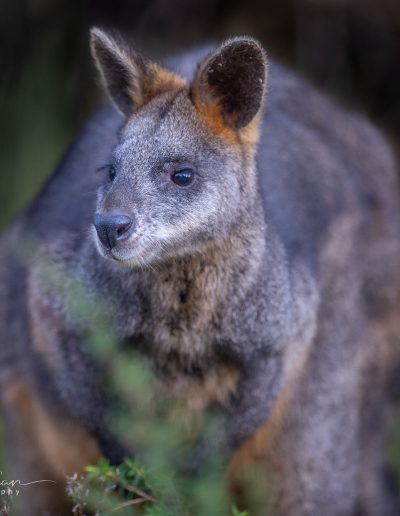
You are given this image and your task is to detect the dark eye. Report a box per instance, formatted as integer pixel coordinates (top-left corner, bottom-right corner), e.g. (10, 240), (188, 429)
(171, 168), (195, 187)
(108, 165), (117, 182)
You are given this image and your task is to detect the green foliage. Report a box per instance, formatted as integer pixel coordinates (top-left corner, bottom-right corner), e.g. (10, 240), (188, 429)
(67, 458), (156, 514)
(386, 409), (400, 490)
(231, 508), (249, 516)
(67, 457), (249, 516)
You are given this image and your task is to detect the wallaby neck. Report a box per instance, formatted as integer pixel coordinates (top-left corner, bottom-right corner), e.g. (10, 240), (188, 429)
(137, 203), (267, 324)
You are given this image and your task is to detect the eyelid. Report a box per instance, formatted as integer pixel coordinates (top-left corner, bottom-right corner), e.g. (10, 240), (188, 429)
(163, 160), (194, 170)
(96, 163), (113, 173)
(165, 162), (201, 178)
(175, 166), (195, 173)
(173, 161), (194, 169)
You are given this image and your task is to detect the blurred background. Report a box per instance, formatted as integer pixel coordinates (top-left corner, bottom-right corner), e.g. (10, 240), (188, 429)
(0, 0), (399, 228)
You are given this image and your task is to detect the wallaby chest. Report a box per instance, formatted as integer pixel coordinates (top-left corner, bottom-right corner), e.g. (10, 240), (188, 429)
(135, 260), (232, 359)
(122, 259), (244, 408)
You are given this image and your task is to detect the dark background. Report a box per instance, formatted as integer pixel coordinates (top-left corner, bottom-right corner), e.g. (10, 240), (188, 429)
(0, 0), (399, 225)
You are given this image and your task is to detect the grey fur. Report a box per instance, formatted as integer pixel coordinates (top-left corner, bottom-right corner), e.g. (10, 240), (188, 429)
(1, 30), (400, 515)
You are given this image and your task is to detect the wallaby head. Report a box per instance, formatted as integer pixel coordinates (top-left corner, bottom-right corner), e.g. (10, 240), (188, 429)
(90, 28), (267, 267)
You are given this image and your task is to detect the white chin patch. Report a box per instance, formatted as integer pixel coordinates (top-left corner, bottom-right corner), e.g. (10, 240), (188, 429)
(110, 240), (162, 267)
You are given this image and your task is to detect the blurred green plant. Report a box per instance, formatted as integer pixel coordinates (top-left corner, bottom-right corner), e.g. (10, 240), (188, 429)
(386, 409), (400, 490)
(66, 458), (249, 516)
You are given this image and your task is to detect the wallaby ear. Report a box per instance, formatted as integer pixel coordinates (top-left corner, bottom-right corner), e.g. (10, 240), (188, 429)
(190, 38), (267, 132)
(90, 27), (185, 117)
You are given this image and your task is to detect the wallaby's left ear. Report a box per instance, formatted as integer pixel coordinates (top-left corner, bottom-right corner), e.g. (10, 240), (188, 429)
(190, 38), (267, 132)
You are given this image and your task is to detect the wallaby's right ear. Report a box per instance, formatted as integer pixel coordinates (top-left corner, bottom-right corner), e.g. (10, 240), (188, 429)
(90, 28), (185, 117)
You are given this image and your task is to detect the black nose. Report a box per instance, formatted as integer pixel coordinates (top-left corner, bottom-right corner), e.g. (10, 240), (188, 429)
(94, 214), (133, 250)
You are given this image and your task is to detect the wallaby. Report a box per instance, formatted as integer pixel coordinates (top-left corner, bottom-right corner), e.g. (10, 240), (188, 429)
(1, 27), (400, 515)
